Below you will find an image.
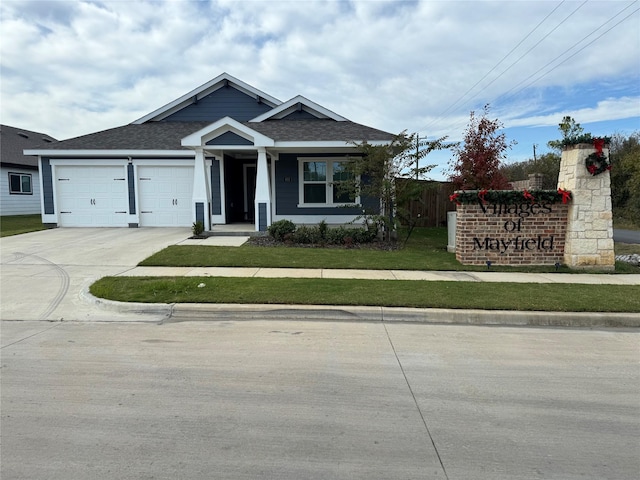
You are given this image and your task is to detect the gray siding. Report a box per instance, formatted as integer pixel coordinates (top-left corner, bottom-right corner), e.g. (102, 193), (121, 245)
(258, 203), (267, 231)
(41, 158), (54, 214)
(195, 203), (205, 224)
(206, 131), (254, 146)
(161, 87), (272, 122)
(275, 153), (368, 217)
(127, 163), (136, 214)
(280, 110), (321, 120)
(0, 166), (41, 215)
(210, 159), (221, 215)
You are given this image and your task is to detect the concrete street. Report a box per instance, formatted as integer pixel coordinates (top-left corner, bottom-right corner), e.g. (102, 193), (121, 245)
(613, 229), (640, 244)
(2, 320), (639, 480)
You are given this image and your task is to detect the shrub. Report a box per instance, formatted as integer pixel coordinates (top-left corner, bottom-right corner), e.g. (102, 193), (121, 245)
(268, 219), (296, 240)
(318, 220), (328, 240)
(325, 226), (376, 245)
(192, 221), (204, 236)
(292, 225), (322, 244)
(325, 226), (348, 244)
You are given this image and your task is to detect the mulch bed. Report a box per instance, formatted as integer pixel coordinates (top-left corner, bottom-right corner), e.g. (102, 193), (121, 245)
(248, 236), (400, 251)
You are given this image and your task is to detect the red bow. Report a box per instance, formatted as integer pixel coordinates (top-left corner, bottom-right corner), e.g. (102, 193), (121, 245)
(523, 189), (534, 202)
(593, 138), (605, 154)
(449, 193), (461, 205)
(557, 188), (571, 204)
(477, 189), (488, 204)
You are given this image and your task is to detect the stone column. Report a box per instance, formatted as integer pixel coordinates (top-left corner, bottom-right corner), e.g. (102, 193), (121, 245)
(558, 144), (614, 270)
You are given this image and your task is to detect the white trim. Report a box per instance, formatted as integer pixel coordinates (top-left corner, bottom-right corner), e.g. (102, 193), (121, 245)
(181, 117), (274, 148)
(50, 158), (129, 167)
(250, 95), (347, 122)
(297, 157), (359, 208)
(273, 140), (389, 149)
(24, 149), (194, 157)
(131, 158), (195, 167)
(270, 152), (278, 225)
(218, 155), (227, 223)
(132, 73), (282, 124)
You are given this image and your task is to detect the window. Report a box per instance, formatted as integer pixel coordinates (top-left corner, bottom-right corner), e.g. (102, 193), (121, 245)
(9, 173), (32, 195)
(299, 158), (357, 206)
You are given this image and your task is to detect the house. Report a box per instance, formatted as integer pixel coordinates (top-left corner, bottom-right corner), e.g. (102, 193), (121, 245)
(24, 73), (394, 231)
(1, 125), (57, 216)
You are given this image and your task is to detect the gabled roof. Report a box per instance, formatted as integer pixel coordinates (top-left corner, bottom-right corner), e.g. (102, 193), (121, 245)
(250, 95), (347, 122)
(1, 124), (57, 168)
(182, 117), (274, 148)
(132, 73), (282, 124)
(24, 120), (394, 154)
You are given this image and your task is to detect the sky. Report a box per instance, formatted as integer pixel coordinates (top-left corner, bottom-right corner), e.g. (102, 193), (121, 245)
(1, 0), (639, 180)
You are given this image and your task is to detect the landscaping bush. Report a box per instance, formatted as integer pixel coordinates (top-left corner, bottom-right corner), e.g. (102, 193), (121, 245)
(292, 225), (322, 244)
(268, 219), (296, 240)
(192, 221), (204, 237)
(325, 226), (377, 245)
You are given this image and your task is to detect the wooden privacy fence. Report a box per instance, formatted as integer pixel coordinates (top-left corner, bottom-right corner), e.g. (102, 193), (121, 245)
(396, 179), (456, 227)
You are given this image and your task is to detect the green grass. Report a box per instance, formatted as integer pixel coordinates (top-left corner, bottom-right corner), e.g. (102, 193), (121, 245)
(141, 227), (638, 273)
(90, 276), (640, 312)
(616, 243), (640, 256)
(0, 214), (47, 237)
(614, 217), (640, 231)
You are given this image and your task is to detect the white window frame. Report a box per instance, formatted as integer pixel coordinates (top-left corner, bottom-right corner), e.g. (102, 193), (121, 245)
(297, 157), (359, 208)
(8, 172), (33, 195)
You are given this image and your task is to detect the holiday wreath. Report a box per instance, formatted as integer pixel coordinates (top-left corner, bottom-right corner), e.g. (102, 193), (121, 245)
(585, 137), (611, 176)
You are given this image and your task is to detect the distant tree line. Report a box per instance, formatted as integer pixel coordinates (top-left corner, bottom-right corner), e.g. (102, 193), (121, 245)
(449, 113), (639, 227)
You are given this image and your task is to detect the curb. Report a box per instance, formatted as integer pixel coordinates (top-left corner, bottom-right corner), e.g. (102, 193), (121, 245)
(83, 290), (640, 328)
(167, 303), (640, 328)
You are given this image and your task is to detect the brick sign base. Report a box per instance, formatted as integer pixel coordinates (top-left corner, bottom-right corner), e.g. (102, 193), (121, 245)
(455, 202), (569, 265)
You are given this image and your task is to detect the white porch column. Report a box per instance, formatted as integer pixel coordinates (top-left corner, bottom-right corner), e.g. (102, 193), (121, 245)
(255, 147), (271, 231)
(193, 147), (211, 230)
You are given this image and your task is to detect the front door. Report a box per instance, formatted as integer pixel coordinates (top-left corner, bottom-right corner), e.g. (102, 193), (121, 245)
(224, 156), (256, 223)
(243, 164), (256, 222)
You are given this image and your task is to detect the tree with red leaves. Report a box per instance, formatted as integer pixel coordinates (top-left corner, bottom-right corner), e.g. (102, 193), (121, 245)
(449, 104), (514, 190)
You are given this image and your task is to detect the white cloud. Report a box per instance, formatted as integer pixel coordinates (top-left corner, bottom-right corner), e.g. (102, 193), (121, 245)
(1, 0), (638, 141)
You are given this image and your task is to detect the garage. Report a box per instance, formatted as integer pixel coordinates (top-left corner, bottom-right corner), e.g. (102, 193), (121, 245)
(137, 166), (194, 227)
(55, 165), (129, 227)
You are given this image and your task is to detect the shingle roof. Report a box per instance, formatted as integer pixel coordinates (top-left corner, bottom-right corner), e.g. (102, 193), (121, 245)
(1, 125), (57, 166)
(26, 120), (395, 152)
(247, 119), (394, 142)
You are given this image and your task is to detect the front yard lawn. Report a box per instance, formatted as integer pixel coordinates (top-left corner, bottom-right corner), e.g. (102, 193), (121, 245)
(91, 277), (640, 312)
(93, 227), (639, 312)
(140, 227), (639, 273)
(0, 214), (47, 237)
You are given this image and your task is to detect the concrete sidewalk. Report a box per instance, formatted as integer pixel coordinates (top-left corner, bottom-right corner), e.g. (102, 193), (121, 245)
(119, 265), (640, 285)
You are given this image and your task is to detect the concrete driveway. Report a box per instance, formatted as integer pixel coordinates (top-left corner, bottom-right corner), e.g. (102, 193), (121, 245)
(0, 228), (190, 321)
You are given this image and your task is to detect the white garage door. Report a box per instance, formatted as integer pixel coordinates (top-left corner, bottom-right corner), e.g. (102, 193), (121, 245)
(56, 165), (129, 227)
(137, 166), (194, 227)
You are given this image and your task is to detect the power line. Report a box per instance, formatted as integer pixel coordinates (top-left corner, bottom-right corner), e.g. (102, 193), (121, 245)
(415, 1), (567, 134)
(422, 1), (639, 141)
(494, 3), (640, 105)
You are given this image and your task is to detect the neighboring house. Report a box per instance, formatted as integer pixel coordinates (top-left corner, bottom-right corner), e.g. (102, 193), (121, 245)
(1, 125), (56, 216)
(24, 73), (394, 231)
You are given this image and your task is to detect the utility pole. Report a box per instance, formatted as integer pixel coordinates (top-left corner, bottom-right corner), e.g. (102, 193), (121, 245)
(533, 144), (538, 164)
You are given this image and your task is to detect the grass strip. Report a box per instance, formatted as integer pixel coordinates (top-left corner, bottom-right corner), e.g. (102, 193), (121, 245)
(139, 244), (639, 273)
(0, 214), (47, 237)
(91, 277), (640, 312)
